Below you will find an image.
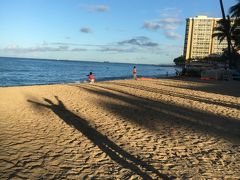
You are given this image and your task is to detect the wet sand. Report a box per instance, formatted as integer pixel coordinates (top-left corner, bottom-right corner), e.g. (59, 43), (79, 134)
(0, 78), (240, 179)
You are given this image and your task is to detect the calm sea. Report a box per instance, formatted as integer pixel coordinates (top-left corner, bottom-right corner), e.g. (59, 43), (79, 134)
(0, 57), (178, 87)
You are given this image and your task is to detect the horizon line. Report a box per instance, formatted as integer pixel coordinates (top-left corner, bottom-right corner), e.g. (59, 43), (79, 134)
(0, 56), (175, 66)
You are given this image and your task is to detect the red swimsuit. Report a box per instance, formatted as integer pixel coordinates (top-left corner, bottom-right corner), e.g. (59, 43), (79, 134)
(89, 74), (94, 81)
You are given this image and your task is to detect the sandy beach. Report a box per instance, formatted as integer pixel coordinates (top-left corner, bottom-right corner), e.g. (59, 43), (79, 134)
(0, 78), (240, 179)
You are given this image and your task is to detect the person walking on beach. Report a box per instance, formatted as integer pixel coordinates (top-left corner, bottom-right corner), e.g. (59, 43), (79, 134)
(133, 66), (137, 80)
(88, 72), (95, 84)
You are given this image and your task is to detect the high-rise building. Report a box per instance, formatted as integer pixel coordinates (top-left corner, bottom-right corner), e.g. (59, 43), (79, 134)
(183, 15), (227, 60)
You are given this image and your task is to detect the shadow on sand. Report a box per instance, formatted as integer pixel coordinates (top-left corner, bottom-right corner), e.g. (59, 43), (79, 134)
(78, 84), (240, 141)
(28, 96), (173, 179)
(110, 81), (240, 110)
(164, 77), (240, 97)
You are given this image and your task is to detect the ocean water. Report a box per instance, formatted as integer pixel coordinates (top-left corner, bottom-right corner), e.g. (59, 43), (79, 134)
(0, 57), (178, 87)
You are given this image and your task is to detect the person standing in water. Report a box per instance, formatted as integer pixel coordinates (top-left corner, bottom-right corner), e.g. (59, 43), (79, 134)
(133, 66), (137, 80)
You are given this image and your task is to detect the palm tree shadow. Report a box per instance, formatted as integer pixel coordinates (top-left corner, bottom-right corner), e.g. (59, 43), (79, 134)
(78, 85), (240, 139)
(27, 96), (173, 179)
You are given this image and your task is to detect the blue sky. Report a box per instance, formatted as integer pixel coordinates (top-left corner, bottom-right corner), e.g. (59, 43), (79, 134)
(0, 0), (236, 64)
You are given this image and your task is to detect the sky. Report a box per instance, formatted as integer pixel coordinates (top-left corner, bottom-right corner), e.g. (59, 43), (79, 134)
(0, 0), (237, 64)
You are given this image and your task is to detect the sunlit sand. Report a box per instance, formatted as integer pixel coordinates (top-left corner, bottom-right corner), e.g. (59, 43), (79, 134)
(0, 78), (239, 179)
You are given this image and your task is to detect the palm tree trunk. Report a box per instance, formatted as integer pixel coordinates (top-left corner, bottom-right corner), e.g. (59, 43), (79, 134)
(219, 0), (226, 19)
(219, 0), (232, 68)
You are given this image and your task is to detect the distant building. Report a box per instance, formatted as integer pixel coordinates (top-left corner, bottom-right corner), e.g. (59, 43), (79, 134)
(183, 15), (228, 61)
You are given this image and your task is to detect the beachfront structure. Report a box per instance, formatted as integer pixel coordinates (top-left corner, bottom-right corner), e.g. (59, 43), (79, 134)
(183, 16), (228, 60)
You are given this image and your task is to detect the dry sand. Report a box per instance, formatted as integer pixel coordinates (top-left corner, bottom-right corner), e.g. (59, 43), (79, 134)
(0, 78), (240, 179)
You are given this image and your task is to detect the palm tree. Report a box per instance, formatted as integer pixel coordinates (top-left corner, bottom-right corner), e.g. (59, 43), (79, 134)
(230, 0), (240, 19)
(218, 0), (233, 67)
(219, 0), (227, 19)
(213, 17), (240, 67)
(213, 19), (229, 41)
(230, 0), (240, 50)
(232, 20), (240, 50)
(213, 18), (239, 49)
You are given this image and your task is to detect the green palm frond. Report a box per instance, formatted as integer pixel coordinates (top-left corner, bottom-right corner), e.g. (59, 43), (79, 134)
(214, 26), (226, 32)
(232, 19), (240, 28)
(230, 0), (240, 18)
(212, 32), (225, 38)
(212, 32), (226, 43)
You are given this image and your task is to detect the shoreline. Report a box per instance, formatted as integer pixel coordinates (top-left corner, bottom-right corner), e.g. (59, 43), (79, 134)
(0, 74), (177, 88)
(0, 78), (239, 179)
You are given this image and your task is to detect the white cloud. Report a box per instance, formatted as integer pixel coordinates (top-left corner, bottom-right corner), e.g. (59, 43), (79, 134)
(4, 45), (69, 53)
(51, 42), (81, 46)
(71, 48), (87, 51)
(158, 18), (182, 30)
(80, 27), (92, 33)
(82, 4), (109, 12)
(118, 36), (159, 47)
(143, 22), (160, 31)
(99, 47), (136, 53)
(143, 17), (182, 31)
(164, 31), (181, 40)
(1, 39), (182, 58)
(159, 8), (182, 18)
(143, 8), (183, 40)
(3, 44), (89, 53)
